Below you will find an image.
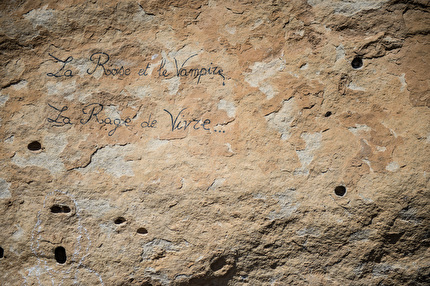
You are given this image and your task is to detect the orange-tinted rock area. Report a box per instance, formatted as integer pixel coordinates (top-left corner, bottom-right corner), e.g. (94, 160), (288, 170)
(0, 0), (429, 285)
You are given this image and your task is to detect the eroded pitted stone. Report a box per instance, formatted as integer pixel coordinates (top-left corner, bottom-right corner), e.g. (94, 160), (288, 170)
(0, 0), (429, 285)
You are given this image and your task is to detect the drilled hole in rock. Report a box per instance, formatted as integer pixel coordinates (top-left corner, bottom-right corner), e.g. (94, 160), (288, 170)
(351, 56), (363, 69)
(50, 205), (71, 213)
(114, 217), (126, 224)
(0, 247), (4, 258)
(28, 141), (42, 151)
(334, 186), (346, 197)
(51, 205), (61, 213)
(54, 246), (66, 264)
(210, 257), (227, 272)
(270, 262), (278, 269)
(324, 111), (332, 117)
(137, 227), (148, 234)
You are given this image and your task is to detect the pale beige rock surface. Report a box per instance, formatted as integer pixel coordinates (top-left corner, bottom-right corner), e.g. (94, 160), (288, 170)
(0, 0), (429, 285)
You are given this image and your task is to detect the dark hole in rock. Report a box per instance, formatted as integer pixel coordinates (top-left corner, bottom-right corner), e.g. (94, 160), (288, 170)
(51, 205), (62, 213)
(384, 232), (404, 244)
(55, 246), (66, 264)
(0, 247), (3, 258)
(351, 56), (363, 69)
(50, 205), (71, 213)
(28, 141), (42, 151)
(324, 111), (332, 117)
(114, 217), (126, 224)
(366, 249), (383, 263)
(334, 186), (346, 196)
(210, 256), (227, 272)
(137, 227), (148, 234)
(270, 262), (277, 269)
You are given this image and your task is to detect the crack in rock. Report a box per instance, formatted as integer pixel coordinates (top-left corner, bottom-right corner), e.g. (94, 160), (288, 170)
(73, 144), (135, 177)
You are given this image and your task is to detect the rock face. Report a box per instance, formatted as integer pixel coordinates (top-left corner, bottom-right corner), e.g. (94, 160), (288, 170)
(0, 0), (429, 285)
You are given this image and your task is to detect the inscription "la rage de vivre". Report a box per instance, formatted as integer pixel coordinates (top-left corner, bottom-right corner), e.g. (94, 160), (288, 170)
(48, 103), (227, 136)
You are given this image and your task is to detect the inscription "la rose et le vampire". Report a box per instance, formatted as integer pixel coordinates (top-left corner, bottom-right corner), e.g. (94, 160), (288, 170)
(47, 103), (226, 136)
(47, 52), (226, 85)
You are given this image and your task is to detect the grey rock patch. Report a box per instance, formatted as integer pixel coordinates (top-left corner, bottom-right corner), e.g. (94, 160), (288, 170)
(0, 178), (11, 199)
(78, 144), (135, 177)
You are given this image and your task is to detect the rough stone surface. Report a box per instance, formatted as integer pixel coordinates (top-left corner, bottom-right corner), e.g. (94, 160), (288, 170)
(0, 0), (429, 285)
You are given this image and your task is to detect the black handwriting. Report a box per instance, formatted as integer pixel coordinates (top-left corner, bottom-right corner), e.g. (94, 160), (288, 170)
(138, 63), (151, 76)
(47, 104), (72, 126)
(80, 103), (131, 136)
(157, 59), (170, 78)
(164, 108), (210, 132)
(174, 54), (225, 85)
(80, 103), (104, 125)
(47, 54), (74, 77)
(87, 52), (131, 77)
(141, 114), (157, 128)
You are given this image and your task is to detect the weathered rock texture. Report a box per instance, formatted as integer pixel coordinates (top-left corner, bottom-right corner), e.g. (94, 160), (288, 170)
(0, 0), (429, 285)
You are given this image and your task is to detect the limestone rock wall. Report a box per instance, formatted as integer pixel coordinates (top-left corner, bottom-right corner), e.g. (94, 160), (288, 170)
(0, 0), (429, 285)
